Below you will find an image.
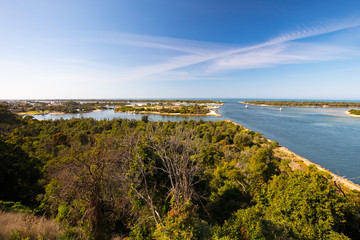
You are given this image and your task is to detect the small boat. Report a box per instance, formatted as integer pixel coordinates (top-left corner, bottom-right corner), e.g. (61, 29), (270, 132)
(279, 108), (282, 111)
(245, 105), (248, 108)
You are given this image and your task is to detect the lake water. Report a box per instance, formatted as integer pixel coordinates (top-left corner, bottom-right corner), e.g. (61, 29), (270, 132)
(32, 100), (360, 184)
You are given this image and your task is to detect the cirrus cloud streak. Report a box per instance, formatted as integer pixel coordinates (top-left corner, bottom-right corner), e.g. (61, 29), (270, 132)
(107, 19), (360, 81)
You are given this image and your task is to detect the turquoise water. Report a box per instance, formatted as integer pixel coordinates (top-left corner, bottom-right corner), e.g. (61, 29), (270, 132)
(32, 100), (360, 184)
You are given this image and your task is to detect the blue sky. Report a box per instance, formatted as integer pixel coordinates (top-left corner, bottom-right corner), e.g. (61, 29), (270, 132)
(1, 0), (360, 99)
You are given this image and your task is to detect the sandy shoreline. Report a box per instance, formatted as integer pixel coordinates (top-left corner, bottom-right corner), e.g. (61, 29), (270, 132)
(241, 101), (360, 109)
(18, 108), (106, 116)
(123, 110), (222, 117)
(207, 109), (222, 117)
(346, 111), (360, 118)
(224, 120), (360, 192)
(48, 112), (66, 115)
(117, 106), (222, 117)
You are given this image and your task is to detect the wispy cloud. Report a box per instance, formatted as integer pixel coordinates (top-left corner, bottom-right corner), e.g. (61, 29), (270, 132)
(210, 43), (354, 71)
(269, 17), (360, 44)
(57, 58), (99, 65)
(98, 32), (233, 55)
(106, 18), (360, 81)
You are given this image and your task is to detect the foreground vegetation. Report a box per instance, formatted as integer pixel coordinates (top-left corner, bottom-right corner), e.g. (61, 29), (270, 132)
(0, 210), (63, 240)
(1, 103), (360, 239)
(244, 100), (360, 108)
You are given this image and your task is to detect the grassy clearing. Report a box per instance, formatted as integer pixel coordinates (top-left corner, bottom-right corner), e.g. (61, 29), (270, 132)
(17, 111), (49, 115)
(0, 211), (63, 240)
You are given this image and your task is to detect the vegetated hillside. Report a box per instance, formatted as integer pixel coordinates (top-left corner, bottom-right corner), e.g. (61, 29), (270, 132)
(0, 103), (359, 240)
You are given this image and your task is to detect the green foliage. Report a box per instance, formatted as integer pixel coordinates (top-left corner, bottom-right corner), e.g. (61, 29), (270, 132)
(234, 131), (253, 150)
(0, 201), (33, 213)
(216, 166), (358, 240)
(348, 109), (360, 115)
(245, 147), (279, 185)
(0, 140), (43, 205)
(208, 160), (249, 224)
(1, 117), (359, 239)
(154, 206), (210, 240)
(116, 104), (210, 115)
(261, 166), (355, 239)
(129, 218), (156, 240)
(0, 103), (20, 125)
(141, 115), (149, 123)
(44, 137), (131, 239)
(213, 206), (273, 240)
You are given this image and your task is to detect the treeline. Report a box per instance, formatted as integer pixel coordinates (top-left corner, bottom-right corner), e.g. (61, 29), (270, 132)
(160, 105), (209, 114)
(103, 99), (222, 104)
(48, 101), (107, 113)
(245, 100), (360, 108)
(6, 101), (108, 114)
(115, 105), (146, 112)
(115, 105), (210, 115)
(1, 103), (360, 239)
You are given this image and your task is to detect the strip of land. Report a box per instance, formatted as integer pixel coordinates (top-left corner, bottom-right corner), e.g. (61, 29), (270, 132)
(122, 110), (222, 117)
(241, 100), (360, 108)
(115, 103), (223, 117)
(225, 120), (360, 192)
(347, 109), (360, 117)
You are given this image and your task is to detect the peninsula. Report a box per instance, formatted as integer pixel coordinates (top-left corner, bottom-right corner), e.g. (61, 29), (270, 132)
(347, 109), (360, 117)
(242, 100), (360, 108)
(115, 102), (222, 117)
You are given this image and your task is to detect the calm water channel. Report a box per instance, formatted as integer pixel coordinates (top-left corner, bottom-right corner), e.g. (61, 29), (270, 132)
(32, 99), (360, 184)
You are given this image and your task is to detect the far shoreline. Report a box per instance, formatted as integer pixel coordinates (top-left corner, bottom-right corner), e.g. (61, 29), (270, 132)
(19, 108), (223, 118)
(118, 110), (222, 117)
(240, 101), (360, 109)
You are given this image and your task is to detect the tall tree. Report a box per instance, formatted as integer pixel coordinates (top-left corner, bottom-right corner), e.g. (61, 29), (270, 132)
(45, 135), (132, 239)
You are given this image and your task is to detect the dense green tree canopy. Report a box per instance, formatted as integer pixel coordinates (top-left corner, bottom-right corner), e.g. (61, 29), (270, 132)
(0, 110), (359, 239)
